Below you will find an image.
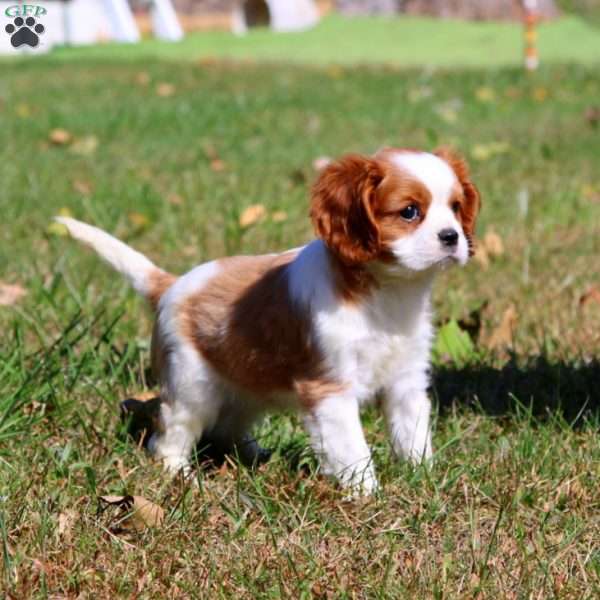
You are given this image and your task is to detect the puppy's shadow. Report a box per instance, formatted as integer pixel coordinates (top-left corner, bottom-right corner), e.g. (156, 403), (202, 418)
(432, 355), (600, 425)
(119, 396), (272, 470)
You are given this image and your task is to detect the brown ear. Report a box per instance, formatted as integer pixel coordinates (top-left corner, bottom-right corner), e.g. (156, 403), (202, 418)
(310, 154), (383, 265)
(435, 147), (481, 255)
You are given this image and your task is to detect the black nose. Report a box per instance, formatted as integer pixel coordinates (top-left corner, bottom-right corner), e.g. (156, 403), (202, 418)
(438, 228), (459, 247)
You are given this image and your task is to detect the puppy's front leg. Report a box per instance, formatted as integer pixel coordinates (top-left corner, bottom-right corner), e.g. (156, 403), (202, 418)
(383, 381), (432, 463)
(303, 395), (377, 494)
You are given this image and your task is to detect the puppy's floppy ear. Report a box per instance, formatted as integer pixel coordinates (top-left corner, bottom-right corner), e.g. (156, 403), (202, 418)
(310, 154), (384, 265)
(435, 147), (481, 255)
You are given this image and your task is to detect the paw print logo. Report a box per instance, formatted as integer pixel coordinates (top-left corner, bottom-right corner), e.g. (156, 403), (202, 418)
(5, 16), (45, 48)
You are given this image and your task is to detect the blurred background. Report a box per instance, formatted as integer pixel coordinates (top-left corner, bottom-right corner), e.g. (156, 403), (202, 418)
(2, 2), (600, 597)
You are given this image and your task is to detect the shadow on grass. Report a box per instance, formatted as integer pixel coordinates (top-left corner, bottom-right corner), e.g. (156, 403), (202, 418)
(120, 355), (600, 475)
(432, 356), (600, 425)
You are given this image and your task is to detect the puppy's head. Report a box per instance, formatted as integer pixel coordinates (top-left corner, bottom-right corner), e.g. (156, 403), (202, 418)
(310, 148), (480, 277)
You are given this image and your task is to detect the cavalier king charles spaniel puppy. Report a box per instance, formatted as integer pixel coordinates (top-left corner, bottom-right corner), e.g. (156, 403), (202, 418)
(56, 147), (480, 494)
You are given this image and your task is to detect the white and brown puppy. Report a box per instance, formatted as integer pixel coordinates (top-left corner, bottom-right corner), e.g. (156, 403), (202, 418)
(56, 147), (480, 493)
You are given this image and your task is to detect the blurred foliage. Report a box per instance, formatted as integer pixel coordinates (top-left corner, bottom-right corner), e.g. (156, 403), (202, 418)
(558, 0), (600, 24)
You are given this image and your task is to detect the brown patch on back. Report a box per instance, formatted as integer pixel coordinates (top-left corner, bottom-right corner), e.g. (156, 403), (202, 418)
(179, 253), (344, 408)
(147, 269), (177, 310)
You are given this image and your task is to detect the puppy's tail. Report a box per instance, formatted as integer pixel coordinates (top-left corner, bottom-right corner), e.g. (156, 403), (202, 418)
(55, 216), (176, 309)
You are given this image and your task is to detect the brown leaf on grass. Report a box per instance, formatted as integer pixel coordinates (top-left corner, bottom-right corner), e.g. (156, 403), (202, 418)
(483, 230), (504, 257)
(99, 495), (164, 531)
(72, 179), (93, 196)
(532, 87), (548, 102)
(128, 212), (150, 229)
(135, 71), (150, 86)
(156, 82), (176, 97)
(16, 103), (32, 118)
(487, 305), (518, 350)
(202, 141), (219, 161)
(473, 230), (503, 269)
(70, 135), (98, 156)
(475, 86), (496, 103)
(167, 192), (184, 206)
(210, 158), (226, 172)
(57, 510), (77, 542)
(49, 128), (72, 146)
(0, 282), (26, 306)
(271, 210), (287, 223)
(579, 287), (600, 308)
(239, 204), (266, 228)
(584, 106), (600, 128)
(473, 245), (490, 269)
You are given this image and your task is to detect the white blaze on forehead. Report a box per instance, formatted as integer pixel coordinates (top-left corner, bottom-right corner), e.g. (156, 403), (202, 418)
(389, 152), (458, 203)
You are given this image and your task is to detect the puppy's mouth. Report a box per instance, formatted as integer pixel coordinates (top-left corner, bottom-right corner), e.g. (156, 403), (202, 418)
(435, 255), (460, 269)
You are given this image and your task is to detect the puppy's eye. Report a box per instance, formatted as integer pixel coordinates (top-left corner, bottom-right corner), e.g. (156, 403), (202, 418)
(399, 204), (420, 222)
(452, 201), (461, 214)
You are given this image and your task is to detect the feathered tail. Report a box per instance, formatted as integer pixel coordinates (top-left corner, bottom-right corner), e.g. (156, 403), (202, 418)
(55, 217), (176, 308)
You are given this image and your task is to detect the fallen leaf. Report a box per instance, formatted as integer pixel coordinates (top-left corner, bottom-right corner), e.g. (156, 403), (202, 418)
(166, 193), (184, 206)
(475, 86), (496, 102)
(202, 142), (219, 161)
(49, 128), (72, 146)
(487, 305), (517, 350)
(135, 71), (150, 86)
(156, 82), (176, 97)
(532, 87), (548, 102)
(579, 287), (600, 308)
(57, 509), (77, 542)
(581, 183), (600, 203)
(72, 180), (93, 196)
(239, 204), (266, 228)
(434, 99), (462, 123)
(0, 282), (26, 306)
(407, 86), (433, 103)
(99, 495), (164, 530)
(210, 158), (226, 172)
(15, 103), (31, 118)
(483, 230), (504, 257)
(471, 141), (510, 161)
(198, 55), (219, 67)
(70, 135), (98, 156)
(271, 210), (287, 223)
(473, 245), (490, 269)
(131, 496), (165, 528)
(312, 156), (332, 172)
(434, 320), (476, 365)
(584, 106), (600, 128)
(505, 86), (521, 99)
(128, 212), (150, 229)
(326, 65), (344, 79)
(57, 206), (73, 217)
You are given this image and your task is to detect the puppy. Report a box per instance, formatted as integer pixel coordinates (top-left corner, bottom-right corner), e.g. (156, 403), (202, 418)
(56, 147), (480, 493)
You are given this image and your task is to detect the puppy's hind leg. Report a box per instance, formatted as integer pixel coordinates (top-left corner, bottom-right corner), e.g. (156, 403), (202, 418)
(149, 352), (221, 476)
(205, 394), (270, 467)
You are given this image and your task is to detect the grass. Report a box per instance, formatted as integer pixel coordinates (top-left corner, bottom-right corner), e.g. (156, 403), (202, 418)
(5, 14), (600, 68)
(1, 49), (600, 596)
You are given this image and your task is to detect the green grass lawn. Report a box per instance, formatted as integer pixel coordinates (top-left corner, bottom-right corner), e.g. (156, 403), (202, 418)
(1, 51), (600, 597)
(9, 14), (600, 68)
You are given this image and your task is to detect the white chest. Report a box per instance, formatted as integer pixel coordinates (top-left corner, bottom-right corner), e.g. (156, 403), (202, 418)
(315, 298), (433, 400)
